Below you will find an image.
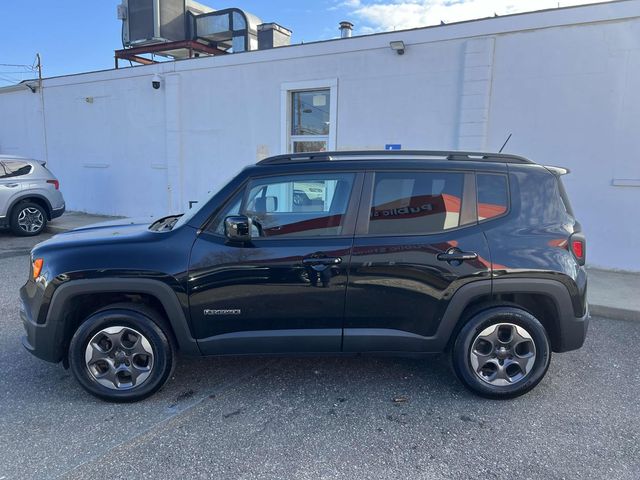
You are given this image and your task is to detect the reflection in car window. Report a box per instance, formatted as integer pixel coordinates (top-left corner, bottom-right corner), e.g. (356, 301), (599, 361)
(477, 174), (508, 221)
(243, 173), (355, 238)
(0, 161), (31, 179)
(368, 171), (464, 235)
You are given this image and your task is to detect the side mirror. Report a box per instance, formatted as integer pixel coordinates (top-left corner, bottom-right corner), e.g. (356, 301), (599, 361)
(224, 215), (252, 242)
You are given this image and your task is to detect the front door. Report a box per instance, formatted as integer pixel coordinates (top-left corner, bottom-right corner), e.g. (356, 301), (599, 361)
(344, 169), (494, 352)
(188, 171), (363, 355)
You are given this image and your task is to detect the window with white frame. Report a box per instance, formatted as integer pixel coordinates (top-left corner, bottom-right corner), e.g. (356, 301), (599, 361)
(290, 89), (331, 153)
(281, 79), (337, 154)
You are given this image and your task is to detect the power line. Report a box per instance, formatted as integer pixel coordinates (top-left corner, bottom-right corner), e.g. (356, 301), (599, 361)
(0, 63), (34, 69)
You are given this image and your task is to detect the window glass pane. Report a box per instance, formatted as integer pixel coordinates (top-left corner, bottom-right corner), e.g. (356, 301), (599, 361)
(244, 173), (354, 237)
(477, 174), (508, 221)
(293, 140), (327, 153)
(368, 171), (464, 235)
(291, 90), (330, 136)
(1, 161), (31, 178)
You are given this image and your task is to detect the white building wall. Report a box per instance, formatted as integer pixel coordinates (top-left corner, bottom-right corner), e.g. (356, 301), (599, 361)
(0, 0), (639, 270)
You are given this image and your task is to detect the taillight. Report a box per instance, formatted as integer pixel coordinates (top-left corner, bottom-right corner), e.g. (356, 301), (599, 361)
(32, 258), (44, 279)
(569, 234), (586, 265)
(572, 240), (583, 259)
(47, 179), (59, 190)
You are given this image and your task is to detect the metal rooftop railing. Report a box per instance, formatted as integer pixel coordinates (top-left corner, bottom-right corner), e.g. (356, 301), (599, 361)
(257, 150), (534, 165)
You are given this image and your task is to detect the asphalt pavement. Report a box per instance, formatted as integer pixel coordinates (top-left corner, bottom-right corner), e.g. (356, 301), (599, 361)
(0, 232), (639, 480)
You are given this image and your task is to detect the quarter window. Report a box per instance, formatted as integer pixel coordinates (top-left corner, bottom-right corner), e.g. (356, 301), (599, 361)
(477, 174), (508, 221)
(0, 161), (31, 178)
(368, 172), (465, 235)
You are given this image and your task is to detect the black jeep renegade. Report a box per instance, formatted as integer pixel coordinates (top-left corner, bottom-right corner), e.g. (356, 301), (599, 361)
(20, 150), (588, 402)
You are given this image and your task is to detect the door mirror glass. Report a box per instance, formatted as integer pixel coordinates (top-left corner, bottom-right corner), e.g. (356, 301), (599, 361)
(225, 215), (252, 242)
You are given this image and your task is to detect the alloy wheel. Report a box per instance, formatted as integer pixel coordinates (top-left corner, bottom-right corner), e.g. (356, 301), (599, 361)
(17, 207), (44, 233)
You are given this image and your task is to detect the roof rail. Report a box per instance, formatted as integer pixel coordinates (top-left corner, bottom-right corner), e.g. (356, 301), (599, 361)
(257, 150), (534, 165)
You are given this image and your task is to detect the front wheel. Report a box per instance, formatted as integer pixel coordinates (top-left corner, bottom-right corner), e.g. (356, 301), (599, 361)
(68, 304), (175, 402)
(452, 307), (551, 399)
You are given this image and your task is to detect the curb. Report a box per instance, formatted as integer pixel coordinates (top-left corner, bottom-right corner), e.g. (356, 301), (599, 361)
(590, 304), (640, 322)
(46, 225), (72, 234)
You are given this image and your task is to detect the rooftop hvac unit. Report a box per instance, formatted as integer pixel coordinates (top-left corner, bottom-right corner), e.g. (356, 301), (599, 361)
(117, 0), (290, 65)
(122, 0), (215, 46)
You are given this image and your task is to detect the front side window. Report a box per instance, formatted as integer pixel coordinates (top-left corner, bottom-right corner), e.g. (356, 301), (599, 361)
(367, 171), (465, 235)
(243, 173), (355, 238)
(477, 174), (508, 221)
(290, 89), (330, 153)
(0, 161), (31, 179)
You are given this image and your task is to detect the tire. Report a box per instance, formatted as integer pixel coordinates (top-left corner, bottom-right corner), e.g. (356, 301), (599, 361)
(68, 303), (175, 402)
(452, 306), (551, 399)
(10, 201), (47, 236)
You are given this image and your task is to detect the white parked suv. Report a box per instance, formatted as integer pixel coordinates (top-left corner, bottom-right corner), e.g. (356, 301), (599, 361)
(0, 155), (65, 236)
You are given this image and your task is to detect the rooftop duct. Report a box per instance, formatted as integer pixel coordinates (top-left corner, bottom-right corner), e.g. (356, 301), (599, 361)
(339, 21), (354, 38)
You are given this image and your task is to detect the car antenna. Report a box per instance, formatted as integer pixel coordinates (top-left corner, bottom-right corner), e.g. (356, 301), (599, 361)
(499, 133), (512, 153)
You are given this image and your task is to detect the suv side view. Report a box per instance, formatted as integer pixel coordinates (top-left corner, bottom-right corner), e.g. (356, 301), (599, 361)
(20, 150), (588, 402)
(0, 155), (65, 236)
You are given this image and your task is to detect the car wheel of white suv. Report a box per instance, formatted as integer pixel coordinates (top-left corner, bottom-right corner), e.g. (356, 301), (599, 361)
(10, 201), (47, 236)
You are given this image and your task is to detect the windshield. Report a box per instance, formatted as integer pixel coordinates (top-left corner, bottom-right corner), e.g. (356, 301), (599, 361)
(171, 193), (213, 230)
(172, 168), (246, 230)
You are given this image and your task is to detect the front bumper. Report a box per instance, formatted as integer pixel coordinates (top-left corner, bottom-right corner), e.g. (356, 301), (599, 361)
(20, 283), (64, 364)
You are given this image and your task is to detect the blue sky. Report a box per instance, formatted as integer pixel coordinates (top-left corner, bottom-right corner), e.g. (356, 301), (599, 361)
(0, 0), (608, 86)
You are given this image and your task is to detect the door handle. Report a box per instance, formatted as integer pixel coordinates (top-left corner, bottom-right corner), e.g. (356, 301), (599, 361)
(302, 257), (343, 266)
(2, 183), (19, 188)
(437, 248), (478, 263)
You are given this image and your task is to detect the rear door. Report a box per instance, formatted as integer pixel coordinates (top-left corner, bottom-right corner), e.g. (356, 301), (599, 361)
(0, 161), (26, 217)
(188, 170), (363, 355)
(344, 168), (493, 353)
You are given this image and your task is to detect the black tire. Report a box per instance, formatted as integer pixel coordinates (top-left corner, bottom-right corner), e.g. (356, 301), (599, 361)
(10, 201), (47, 236)
(68, 303), (175, 402)
(452, 306), (551, 399)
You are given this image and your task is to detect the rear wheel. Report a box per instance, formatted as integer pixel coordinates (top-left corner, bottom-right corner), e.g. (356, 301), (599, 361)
(68, 304), (175, 402)
(452, 307), (551, 399)
(10, 201), (47, 236)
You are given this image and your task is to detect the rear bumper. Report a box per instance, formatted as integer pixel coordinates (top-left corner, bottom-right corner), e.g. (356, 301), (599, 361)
(554, 304), (590, 353)
(51, 204), (65, 220)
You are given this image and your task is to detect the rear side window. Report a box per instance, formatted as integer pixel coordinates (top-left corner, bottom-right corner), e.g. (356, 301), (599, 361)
(368, 171), (465, 235)
(0, 161), (32, 179)
(477, 174), (508, 221)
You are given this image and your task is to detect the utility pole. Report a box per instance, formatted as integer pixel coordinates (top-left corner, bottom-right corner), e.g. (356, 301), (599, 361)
(36, 53), (49, 164)
(36, 53), (42, 89)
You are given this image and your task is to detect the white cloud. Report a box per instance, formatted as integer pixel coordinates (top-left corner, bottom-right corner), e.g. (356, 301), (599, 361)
(339, 0), (613, 33)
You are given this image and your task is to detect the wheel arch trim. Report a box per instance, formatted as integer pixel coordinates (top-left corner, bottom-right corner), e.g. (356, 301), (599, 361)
(7, 194), (54, 220)
(46, 278), (200, 357)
